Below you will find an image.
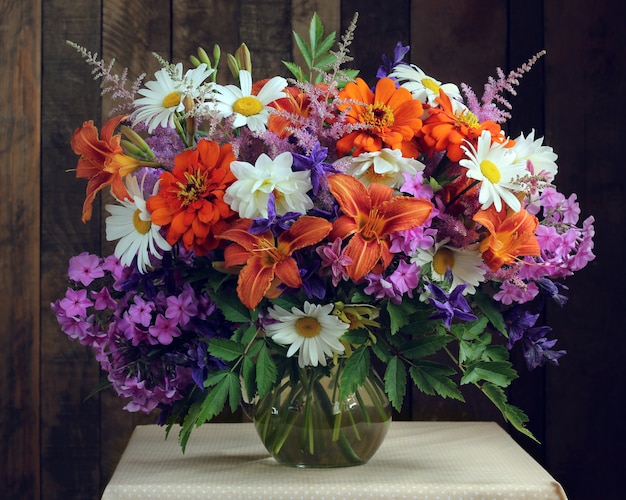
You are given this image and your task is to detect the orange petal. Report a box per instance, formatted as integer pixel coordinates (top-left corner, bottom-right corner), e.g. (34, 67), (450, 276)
(277, 216), (332, 255)
(378, 196), (433, 235)
(343, 234), (383, 281)
(237, 256), (275, 309)
(274, 257), (303, 289)
(327, 174), (371, 219)
(223, 243), (253, 267)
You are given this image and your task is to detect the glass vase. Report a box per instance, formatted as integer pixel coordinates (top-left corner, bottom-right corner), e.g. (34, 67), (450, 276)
(253, 361), (391, 467)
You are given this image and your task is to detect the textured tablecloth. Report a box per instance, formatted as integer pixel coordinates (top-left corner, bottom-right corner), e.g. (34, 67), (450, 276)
(101, 421), (567, 499)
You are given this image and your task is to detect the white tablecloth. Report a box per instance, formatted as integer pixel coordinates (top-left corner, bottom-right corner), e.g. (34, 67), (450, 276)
(102, 421), (567, 499)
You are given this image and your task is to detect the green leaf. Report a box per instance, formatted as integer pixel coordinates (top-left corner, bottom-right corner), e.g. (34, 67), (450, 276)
(293, 32), (313, 68)
(179, 400), (202, 452)
(400, 335), (452, 360)
(386, 300), (417, 335)
(384, 356), (407, 412)
(309, 12), (323, 51)
(282, 60), (305, 81)
(481, 383), (538, 442)
(409, 361), (464, 401)
(473, 290), (507, 336)
(461, 361), (518, 387)
(339, 346), (370, 400)
(341, 328), (369, 344)
(226, 370), (242, 413)
(370, 339), (391, 362)
(207, 338), (244, 362)
(256, 343), (278, 397)
(209, 291), (253, 323)
(197, 372), (237, 424)
(314, 33), (336, 59)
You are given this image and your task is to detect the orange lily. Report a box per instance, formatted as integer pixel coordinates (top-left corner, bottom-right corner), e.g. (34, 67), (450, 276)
(327, 174), (433, 281)
(473, 204), (540, 271)
(71, 115), (149, 222)
(218, 216), (332, 309)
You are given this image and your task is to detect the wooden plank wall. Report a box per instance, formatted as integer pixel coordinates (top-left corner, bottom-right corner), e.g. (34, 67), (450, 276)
(1, 0), (623, 498)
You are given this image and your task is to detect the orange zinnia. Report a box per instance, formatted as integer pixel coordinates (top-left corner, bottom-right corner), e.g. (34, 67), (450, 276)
(146, 139), (237, 256)
(327, 174), (433, 281)
(71, 115), (147, 222)
(336, 77), (424, 158)
(218, 216), (332, 309)
(473, 204), (540, 272)
(421, 90), (505, 162)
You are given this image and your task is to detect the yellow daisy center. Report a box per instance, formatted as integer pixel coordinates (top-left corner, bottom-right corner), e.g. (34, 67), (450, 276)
(480, 159), (501, 184)
(233, 96), (263, 116)
(176, 170), (208, 207)
(363, 103), (395, 128)
(421, 77), (441, 94)
(432, 247), (455, 275)
(162, 91), (182, 109)
(133, 210), (152, 235)
(295, 316), (322, 338)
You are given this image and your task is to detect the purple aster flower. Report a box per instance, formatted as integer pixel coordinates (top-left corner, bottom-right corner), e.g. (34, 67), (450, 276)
(427, 283), (477, 329)
(68, 252), (104, 286)
(291, 142), (338, 195)
(377, 42), (410, 79)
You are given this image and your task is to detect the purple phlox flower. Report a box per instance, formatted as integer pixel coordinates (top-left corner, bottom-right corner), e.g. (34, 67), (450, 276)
(165, 284), (198, 327)
(400, 171), (434, 200)
(388, 260), (419, 297)
(522, 326), (566, 371)
(364, 273), (399, 303)
(427, 283), (477, 329)
(316, 237), (353, 287)
(291, 141), (338, 195)
(377, 42), (410, 79)
(91, 286), (117, 311)
(102, 254), (125, 280)
(148, 313), (181, 345)
(492, 279), (539, 305)
(249, 192), (301, 235)
(389, 224), (437, 254)
(52, 300), (95, 341)
(68, 252), (104, 286)
(128, 295), (155, 327)
(59, 288), (93, 318)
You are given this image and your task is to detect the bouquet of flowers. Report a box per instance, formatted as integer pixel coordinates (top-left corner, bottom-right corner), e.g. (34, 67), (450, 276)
(52, 13), (595, 451)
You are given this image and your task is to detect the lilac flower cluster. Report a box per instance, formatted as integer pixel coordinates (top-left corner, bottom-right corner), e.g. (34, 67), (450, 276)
(52, 250), (232, 413)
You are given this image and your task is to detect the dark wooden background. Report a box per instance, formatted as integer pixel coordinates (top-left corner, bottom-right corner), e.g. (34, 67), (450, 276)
(1, 1), (624, 498)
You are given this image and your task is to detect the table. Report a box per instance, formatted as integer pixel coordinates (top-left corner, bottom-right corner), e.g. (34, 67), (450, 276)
(101, 421), (567, 499)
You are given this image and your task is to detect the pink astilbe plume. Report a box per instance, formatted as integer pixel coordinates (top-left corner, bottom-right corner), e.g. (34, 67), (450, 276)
(461, 51), (546, 124)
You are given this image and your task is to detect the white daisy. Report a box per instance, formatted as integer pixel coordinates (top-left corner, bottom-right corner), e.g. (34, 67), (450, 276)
(212, 70), (287, 132)
(511, 129), (559, 181)
(133, 62), (214, 133)
(224, 151), (313, 218)
(459, 130), (526, 212)
(265, 302), (348, 368)
(105, 173), (171, 273)
(390, 63), (462, 105)
(346, 148), (425, 188)
(412, 239), (486, 295)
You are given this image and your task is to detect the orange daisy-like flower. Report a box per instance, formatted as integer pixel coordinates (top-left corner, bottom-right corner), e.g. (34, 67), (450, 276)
(146, 139), (237, 255)
(473, 204), (540, 272)
(327, 174), (433, 281)
(421, 90), (506, 162)
(267, 86), (311, 138)
(218, 216), (333, 309)
(71, 115), (146, 222)
(336, 77), (424, 158)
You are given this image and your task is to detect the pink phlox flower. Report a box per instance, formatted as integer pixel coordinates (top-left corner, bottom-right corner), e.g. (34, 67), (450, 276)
(165, 285), (198, 327)
(493, 279), (539, 305)
(539, 188), (565, 214)
(388, 260), (419, 297)
(364, 273), (398, 302)
(68, 252), (104, 286)
(316, 237), (353, 287)
(389, 224), (437, 254)
(52, 300), (93, 339)
(128, 295), (155, 327)
(59, 288), (93, 317)
(149, 314), (181, 345)
(400, 171), (434, 200)
(560, 193), (581, 224)
(91, 286), (117, 311)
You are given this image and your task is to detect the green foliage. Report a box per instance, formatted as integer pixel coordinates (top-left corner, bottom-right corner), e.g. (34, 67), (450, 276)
(481, 383), (538, 442)
(339, 346), (370, 400)
(461, 360), (518, 387)
(409, 361), (465, 401)
(384, 356), (407, 411)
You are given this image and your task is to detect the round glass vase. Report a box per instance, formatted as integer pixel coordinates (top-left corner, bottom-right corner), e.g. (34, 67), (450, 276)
(253, 362), (391, 467)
